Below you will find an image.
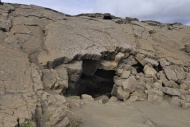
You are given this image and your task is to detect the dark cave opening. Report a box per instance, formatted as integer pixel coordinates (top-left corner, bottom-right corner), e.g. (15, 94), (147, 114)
(64, 59), (116, 98)
(153, 64), (163, 72)
(132, 62), (144, 73)
(77, 69), (116, 98)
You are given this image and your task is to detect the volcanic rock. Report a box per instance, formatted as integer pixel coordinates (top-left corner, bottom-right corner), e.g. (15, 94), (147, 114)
(0, 2), (190, 126)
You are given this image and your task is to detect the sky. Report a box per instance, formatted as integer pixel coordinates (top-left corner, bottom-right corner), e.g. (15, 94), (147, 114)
(3, 0), (190, 25)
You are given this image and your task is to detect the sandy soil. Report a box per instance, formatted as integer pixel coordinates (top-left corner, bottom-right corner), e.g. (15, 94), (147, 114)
(69, 99), (190, 127)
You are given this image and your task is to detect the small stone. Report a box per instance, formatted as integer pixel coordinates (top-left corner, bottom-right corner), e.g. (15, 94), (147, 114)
(157, 71), (167, 82)
(81, 94), (94, 101)
(121, 70), (131, 79)
(144, 58), (159, 66)
(163, 80), (179, 88)
(145, 120), (156, 127)
(131, 67), (137, 75)
(147, 89), (164, 103)
(114, 76), (125, 86)
(124, 53), (130, 58)
(116, 67), (123, 76)
(109, 96), (118, 102)
(116, 87), (130, 100)
(123, 55), (138, 65)
(162, 87), (181, 96)
(111, 85), (118, 96)
(164, 65), (185, 82)
(143, 65), (157, 78)
(95, 95), (109, 104)
(152, 82), (162, 90)
(135, 53), (146, 66)
(159, 58), (170, 67)
(145, 77), (154, 85)
(123, 64), (132, 71)
(129, 91), (139, 102)
(181, 101), (190, 109)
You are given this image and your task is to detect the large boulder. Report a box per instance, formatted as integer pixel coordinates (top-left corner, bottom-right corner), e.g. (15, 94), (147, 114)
(164, 65), (185, 82)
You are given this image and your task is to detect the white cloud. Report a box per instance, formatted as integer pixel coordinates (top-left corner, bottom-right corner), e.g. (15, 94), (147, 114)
(94, 0), (190, 24)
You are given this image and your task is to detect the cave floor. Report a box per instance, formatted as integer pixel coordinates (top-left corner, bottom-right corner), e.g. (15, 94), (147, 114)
(68, 98), (190, 127)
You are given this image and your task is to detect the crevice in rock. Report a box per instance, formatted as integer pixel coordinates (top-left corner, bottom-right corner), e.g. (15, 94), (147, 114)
(17, 118), (20, 127)
(132, 62), (144, 73)
(1, 28), (7, 32)
(153, 64), (162, 72)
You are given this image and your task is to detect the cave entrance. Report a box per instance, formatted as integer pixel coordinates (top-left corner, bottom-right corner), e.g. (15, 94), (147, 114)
(77, 69), (115, 98)
(65, 60), (116, 98)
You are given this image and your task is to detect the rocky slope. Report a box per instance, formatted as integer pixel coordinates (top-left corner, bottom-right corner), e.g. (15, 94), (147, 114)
(0, 2), (190, 127)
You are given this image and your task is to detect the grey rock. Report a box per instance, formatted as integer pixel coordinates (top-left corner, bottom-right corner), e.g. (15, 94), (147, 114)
(81, 94), (94, 101)
(116, 87), (130, 100)
(59, 61), (83, 82)
(147, 89), (164, 103)
(122, 76), (138, 93)
(164, 65), (185, 82)
(159, 58), (170, 67)
(114, 76), (125, 86)
(144, 58), (159, 66)
(95, 95), (109, 104)
(163, 80), (179, 88)
(121, 70), (131, 79)
(109, 96), (118, 102)
(143, 65), (157, 78)
(123, 55), (138, 65)
(162, 87), (181, 96)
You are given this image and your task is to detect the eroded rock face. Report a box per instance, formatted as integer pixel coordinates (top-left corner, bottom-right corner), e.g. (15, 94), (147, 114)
(1, 2), (190, 127)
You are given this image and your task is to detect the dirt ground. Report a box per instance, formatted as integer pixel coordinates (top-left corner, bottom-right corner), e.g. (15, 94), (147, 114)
(68, 98), (190, 127)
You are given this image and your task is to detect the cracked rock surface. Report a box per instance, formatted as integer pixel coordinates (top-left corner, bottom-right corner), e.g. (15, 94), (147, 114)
(0, 2), (190, 127)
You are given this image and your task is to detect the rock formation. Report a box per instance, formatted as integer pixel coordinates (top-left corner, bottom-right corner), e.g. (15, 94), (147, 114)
(0, 2), (190, 127)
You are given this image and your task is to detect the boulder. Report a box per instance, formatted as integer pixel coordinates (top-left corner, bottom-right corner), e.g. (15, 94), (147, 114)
(163, 80), (179, 88)
(147, 89), (164, 103)
(162, 87), (181, 96)
(122, 76), (138, 93)
(143, 65), (157, 78)
(152, 82), (162, 90)
(95, 95), (109, 104)
(116, 87), (130, 100)
(99, 52), (124, 70)
(129, 91), (140, 102)
(123, 55), (138, 65)
(164, 65), (185, 82)
(42, 69), (68, 93)
(109, 96), (118, 102)
(81, 94), (94, 101)
(159, 58), (170, 67)
(121, 70), (131, 79)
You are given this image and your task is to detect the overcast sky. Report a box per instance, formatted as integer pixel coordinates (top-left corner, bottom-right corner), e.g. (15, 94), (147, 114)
(3, 0), (190, 25)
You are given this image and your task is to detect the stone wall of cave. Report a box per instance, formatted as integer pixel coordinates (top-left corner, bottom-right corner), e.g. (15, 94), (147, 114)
(43, 48), (190, 106)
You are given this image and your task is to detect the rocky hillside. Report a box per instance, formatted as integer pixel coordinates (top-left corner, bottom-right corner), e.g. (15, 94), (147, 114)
(0, 2), (190, 127)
